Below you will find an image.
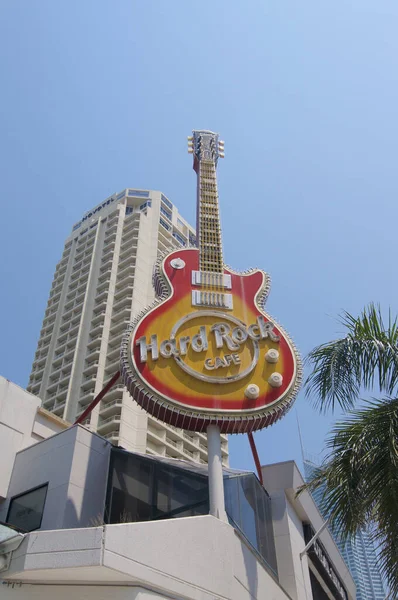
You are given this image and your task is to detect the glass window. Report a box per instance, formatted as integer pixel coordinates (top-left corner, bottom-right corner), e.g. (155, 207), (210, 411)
(117, 190), (126, 200)
(161, 194), (173, 210)
(224, 473), (278, 576)
(7, 484), (48, 532)
(159, 218), (171, 231)
(128, 190), (149, 198)
(105, 450), (208, 524)
(125, 206), (134, 215)
(73, 222), (81, 231)
(173, 232), (186, 246)
(160, 206), (172, 221)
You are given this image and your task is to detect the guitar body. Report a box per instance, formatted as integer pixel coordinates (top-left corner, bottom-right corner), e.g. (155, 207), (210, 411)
(121, 247), (301, 433)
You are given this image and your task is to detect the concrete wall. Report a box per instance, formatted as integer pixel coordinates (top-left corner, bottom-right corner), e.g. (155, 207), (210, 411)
(0, 426), (111, 530)
(262, 460), (356, 600)
(2, 516), (290, 600)
(1, 586), (166, 600)
(0, 377), (68, 500)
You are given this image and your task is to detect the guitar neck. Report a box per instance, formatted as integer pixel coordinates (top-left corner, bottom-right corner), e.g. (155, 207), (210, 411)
(189, 130), (225, 275)
(196, 159), (223, 273)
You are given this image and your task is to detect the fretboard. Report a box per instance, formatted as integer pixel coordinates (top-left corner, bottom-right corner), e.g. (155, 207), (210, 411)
(196, 159), (223, 274)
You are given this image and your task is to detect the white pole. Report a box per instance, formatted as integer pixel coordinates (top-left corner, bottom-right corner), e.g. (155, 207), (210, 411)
(207, 424), (228, 522)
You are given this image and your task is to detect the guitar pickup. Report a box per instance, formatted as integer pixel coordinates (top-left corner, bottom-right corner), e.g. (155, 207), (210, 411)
(191, 271), (232, 289)
(192, 290), (233, 310)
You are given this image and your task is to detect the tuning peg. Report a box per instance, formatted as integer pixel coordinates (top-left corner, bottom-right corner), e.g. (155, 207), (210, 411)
(218, 140), (225, 146)
(219, 152), (225, 158)
(188, 148), (194, 153)
(187, 136), (193, 140)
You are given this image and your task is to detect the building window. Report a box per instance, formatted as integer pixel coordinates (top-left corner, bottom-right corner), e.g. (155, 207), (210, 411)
(128, 190), (149, 198)
(73, 222), (81, 231)
(159, 218), (171, 231)
(126, 206), (134, 215)
(160, 206), (172, 221)
(173, 232), (186, 246)
(161, 194), (173, 210)
(139, 201), (152, 211)
(189, 232), (197, 246)
(117, 190), (126, 200)
(7, 484), (48, 532)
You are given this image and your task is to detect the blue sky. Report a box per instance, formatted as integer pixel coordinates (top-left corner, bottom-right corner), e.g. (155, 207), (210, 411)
(1, 0), (398, 472)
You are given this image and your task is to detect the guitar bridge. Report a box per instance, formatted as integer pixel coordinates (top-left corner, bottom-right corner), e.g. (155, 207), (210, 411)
(192, 290), (233, 310)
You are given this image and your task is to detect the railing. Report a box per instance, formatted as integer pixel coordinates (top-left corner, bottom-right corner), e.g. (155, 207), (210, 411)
(99, 415), (121, 427)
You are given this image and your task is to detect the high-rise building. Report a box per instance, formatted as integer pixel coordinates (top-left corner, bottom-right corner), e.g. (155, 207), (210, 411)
(303, 457), (385, 600)
(27, 188), (229, 465)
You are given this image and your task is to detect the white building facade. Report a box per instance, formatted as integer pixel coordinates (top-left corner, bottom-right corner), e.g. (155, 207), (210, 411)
(26, 189), (228, 464)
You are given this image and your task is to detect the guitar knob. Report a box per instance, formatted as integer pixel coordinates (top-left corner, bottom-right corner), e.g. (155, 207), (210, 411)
(268, 373), (283, 388)
(265, 349), (279, 364)
(245, 384), (260, 399)
(170, 258), (185, 270)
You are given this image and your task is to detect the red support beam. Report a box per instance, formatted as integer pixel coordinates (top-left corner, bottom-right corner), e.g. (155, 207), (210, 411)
(74, 371), (121, 425)
(247, 432), (263, 485)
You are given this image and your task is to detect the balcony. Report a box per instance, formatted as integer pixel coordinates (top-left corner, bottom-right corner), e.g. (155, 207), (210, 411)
(91, 312), (105, 328)
(118, 253), (136, 271)
(99, 399), (123, 417)
(146, 440), (165, 456)
(90, 323), (104, 338)
(81, 373), (97, 390)
(84, 360), (99, 375)
(102, 245), (114, 259)
(112, 295), (132, 314)
(93, 299), (107, 313)
(106, 345), (120, 362)
(105, 223), (118, 237)
(120, 236), (138, 253)
(96, 279), (110, 294)
(114, 284), (133, 302)
(112, 304), (130, 319)
(105, 357), (120, 375)
(42, 398), (56, 411)
(98, 268), (112, 283)
(100, 257), (113, 272)
(104, 233), (117, 246)
(97, 414), (121, 433)
(79, 391), (95, 407)
(85, 347), (100, 362)
(110, 318), (130, 336)
(103, 430), (120, 443)
(53, 401), (66, 416)
(115, 274), (134, 291)
(117, 263), (134, 281)
(87, 335), (102, 350)
(103, 384), (125, 401)
(183, 433), (199, 448)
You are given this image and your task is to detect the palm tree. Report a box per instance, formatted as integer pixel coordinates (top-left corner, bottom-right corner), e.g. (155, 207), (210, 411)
(303, 304), (398, 595)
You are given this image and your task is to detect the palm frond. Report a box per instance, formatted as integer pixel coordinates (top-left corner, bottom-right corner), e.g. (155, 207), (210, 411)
(299, 397), (398, 595)
(305, 304), (398, 412)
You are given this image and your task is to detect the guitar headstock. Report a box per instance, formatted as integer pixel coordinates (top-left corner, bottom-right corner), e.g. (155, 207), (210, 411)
(188, 130), (224, 166)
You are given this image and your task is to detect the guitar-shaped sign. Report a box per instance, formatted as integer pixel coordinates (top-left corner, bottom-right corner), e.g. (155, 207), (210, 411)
(121, 131), (301, 433)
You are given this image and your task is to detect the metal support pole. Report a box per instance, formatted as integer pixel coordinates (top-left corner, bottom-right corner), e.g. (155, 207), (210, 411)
(207, 424), (228, 522)
(247, 432), (263, 485)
